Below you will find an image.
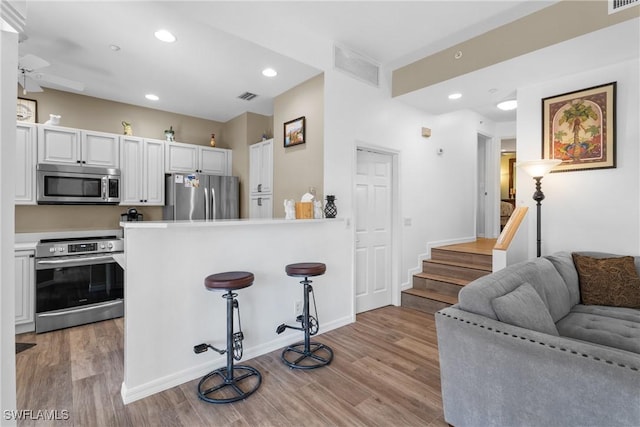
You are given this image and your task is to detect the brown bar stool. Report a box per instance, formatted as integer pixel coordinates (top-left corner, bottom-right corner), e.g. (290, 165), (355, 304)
(194, 271), (262, 403)
(276, 262), (334, 369)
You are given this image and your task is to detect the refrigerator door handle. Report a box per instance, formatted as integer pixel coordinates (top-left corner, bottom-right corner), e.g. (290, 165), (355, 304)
(204, 186), (209, 220)
(211, 186), (216, 219)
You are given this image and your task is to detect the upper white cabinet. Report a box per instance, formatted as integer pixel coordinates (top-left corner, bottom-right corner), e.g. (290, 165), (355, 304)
(250, 139), (273, 195)
(15, 123), (37, 205)
(120, 136), (165, 205)
(15, 249), (35, 331)
(38, 125), (119, 168)
(165, 141), (231, 175)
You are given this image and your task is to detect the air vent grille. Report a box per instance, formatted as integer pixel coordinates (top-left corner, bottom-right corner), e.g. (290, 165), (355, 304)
(334, 45), (379, 88)
(609, 0), (638, 13)
(238, 92), (258, 101)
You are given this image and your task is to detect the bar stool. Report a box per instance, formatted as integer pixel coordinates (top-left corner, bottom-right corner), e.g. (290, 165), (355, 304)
(194, 271), (262, 404)
(276, 262), (334, 369)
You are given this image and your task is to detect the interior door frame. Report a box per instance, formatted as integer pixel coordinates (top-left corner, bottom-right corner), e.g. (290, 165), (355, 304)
(477, 132), (501, 238)
(353, 143), (400, 308)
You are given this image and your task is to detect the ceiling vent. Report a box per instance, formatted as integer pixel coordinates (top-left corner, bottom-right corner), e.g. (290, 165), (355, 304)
(333, 45), (379, 88)
(608, 0), (638, 13)
(238, 92), (258, 101)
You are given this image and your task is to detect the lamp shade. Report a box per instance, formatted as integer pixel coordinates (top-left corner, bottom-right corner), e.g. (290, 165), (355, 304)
(516, 159), (562, 177)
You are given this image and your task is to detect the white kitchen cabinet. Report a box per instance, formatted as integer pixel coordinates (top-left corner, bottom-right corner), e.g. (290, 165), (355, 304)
(38, 125), (119, 168)
(249, 195), (273, 219)
(15, 122), (37, 205)
(249, 139), (273, 195)
(120, 136), (165, 205)
(15, 249), (35, 331)
(165, 141), (231, 175)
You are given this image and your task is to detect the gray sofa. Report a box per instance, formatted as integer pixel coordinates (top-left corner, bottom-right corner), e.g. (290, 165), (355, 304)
(435, 251), (640, 427)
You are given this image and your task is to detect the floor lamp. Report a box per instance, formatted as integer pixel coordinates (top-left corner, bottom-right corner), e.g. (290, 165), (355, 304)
(516, 159), (562, 257)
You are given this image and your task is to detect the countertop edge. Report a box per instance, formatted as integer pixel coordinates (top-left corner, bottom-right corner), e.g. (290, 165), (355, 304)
(120, 218), (344, 229)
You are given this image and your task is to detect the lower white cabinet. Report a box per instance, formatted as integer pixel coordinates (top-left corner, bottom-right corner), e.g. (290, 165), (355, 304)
(249, 195), (273, 219)
(15, 250), (35, 331)
(120, 136), (165, 205)
(15, 123), (37, 205)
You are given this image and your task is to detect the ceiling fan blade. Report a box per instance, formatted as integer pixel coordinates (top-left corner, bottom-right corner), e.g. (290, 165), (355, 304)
(17, 73), (43, 93)
(18, 54), (50, 71)
(31, 72), (84, 92)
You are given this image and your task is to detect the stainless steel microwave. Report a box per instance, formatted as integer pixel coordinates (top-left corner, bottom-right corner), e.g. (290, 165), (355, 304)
(36, 163), (120, 204)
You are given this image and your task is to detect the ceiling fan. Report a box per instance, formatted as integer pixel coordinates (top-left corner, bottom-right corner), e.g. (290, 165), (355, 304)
(18, 54), (84, 95)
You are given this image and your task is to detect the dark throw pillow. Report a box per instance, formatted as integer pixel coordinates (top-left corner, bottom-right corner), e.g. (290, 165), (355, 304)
(572, 254), (640, 308)
(491, 282), (560, 336)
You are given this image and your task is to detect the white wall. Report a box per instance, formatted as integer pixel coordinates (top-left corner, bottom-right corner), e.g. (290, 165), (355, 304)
(516, 58), (640, 256)
(323, 69), (482, 288)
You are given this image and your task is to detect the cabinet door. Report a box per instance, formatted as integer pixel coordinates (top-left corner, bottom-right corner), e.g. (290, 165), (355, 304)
(82, 130), (120, 167)
(120, 136), (144, 204)
(199, 147), (227, 175)
(165, 142), (198, 173)
(249, 143), (261, 193)
(38, 125), (81, 165)
(143, 139), (165, 205)
(15, 250), (35, 325)
(249, 195), (273, 219)
(15, 123), (37, 205)
(249, 139), (273, 194)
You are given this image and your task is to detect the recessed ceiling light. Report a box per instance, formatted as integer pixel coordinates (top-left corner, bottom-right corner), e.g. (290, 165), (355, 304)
(109, 44), (121, 51)
(145, 94), (159, 101)
(448, 93), (462, 100)
(262, 68), (277, 77)
(154, 29), (176, 43)
(497, 100), (517, 111)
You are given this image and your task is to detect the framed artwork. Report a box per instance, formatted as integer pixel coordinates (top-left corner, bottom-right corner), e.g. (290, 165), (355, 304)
(284, 116), (305, 147)
(17, 98), (37, 123)
(542, 82), (616, 172)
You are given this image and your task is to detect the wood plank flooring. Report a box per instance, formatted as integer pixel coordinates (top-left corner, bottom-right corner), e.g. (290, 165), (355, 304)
(15, 306), (447, 426)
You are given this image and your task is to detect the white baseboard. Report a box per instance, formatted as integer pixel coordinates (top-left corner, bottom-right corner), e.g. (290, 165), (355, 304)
(120, 314), (354, 404)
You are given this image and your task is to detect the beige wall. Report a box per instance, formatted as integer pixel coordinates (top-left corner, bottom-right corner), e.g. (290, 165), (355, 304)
(273, 73), (324, 217)
(15, 88), (224, 233)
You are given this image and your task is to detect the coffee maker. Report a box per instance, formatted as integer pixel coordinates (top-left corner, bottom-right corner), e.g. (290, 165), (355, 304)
(121, 207), (143, 222)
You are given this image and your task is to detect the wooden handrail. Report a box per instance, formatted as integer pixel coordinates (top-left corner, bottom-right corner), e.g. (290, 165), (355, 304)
(494, 206), (528, 251)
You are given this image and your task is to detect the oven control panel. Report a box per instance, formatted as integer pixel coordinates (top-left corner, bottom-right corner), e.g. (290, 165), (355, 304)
(36, 236), (123, 258)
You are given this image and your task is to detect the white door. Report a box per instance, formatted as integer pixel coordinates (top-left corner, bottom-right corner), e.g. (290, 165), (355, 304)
(355, 149), (393, 313)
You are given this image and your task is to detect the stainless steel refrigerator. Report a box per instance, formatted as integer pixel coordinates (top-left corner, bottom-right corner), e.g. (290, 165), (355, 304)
(163, 173), (239, 220)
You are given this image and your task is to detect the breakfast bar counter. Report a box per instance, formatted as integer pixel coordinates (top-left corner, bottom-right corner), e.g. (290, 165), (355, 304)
(119, 218), (354, 403)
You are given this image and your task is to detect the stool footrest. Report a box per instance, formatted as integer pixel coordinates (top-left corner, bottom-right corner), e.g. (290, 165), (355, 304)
(193, 343), (225, 355)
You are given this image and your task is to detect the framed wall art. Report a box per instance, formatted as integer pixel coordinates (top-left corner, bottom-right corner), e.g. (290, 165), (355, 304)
(542, 82), (616, 172)
(17, 98), (37, 123)
(284, 116), (305, 147)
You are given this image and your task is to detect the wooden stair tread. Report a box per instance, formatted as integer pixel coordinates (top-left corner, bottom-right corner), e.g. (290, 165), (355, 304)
(434, 238), (496, 256)
(424, 258), (492, 272)
(414, 272), (470, 287)
(403, 288), (458, 305)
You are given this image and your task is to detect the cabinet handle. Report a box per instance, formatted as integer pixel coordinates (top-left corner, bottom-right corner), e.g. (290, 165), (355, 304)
(76, 160), (81, 163)
(257, 184), (262, 192)
(257, 197), (262, 207)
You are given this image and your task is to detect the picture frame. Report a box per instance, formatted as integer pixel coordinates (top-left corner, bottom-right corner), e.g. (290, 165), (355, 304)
(284, 116), (305, 147)
(17, 97), (37, 123)
(542, 82), (616, 173)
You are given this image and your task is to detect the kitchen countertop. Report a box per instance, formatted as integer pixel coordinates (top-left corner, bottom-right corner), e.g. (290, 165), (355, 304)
(119, 218), (343, 229)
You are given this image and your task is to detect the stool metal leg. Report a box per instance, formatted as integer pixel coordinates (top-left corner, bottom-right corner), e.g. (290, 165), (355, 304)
(280, 277), (334, 369)
(197, 291), (262, 404)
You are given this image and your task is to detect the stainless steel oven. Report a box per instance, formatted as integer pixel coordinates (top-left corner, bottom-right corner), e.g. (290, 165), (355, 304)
(35, 236), (124, 333)
(37, 163), (120, 204)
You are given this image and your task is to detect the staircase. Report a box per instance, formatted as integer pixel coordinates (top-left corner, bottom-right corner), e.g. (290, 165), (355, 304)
(401, 239), (495, 314)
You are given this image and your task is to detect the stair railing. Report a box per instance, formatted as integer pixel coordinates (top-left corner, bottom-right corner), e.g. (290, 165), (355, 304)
(493, 206), (529, 271)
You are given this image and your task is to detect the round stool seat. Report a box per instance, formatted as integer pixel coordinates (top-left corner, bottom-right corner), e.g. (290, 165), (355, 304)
(286, 262), (326, 277)
(204, 271), (254, 291)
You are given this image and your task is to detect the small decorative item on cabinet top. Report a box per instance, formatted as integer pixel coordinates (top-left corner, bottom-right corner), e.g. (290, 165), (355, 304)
(122, 121), (133, 135)
(164, 126), (175, 142)
(210, 133), (216, 147)
(324, 195), (337, 218)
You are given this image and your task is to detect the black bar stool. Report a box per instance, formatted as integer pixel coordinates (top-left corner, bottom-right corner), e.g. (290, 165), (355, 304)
(194, 271), (262, 403)
(276, 262), (334, 369)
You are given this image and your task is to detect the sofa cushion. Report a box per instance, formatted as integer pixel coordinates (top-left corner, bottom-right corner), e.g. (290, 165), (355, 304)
(556, 311), (640, 354)
(572, 254), (640, 308)
(491, 282), (559, 336)
(570, 304), (640, 323)
(458, 257), (572, 322)
(545, 252), (581, 307)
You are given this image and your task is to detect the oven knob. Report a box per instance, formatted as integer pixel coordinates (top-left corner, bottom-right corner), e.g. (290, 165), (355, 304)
(107, 242), (114, 249)
(100, 244), (106, 249)
(49, 248), (55, 253)
(59, 247), (65, 252)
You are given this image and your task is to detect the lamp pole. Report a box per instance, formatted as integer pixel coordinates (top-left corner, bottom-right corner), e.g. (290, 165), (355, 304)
(532, 176), (545, 257)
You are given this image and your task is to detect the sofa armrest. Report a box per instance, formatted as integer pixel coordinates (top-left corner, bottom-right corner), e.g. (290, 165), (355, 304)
(436, 306), (640, 427)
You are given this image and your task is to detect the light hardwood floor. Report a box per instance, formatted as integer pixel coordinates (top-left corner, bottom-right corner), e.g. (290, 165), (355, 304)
(16, 306), (447, 426)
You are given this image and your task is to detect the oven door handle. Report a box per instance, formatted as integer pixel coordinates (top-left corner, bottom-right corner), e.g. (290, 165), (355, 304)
(38, 300), (123, 317)
(36, 254), (118, 269)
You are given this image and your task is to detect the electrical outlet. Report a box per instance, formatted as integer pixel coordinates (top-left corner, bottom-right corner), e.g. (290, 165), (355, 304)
(294, 300), (303, 316)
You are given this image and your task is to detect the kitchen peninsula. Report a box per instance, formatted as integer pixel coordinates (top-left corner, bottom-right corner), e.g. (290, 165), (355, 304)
(119, 218), (353, 403)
